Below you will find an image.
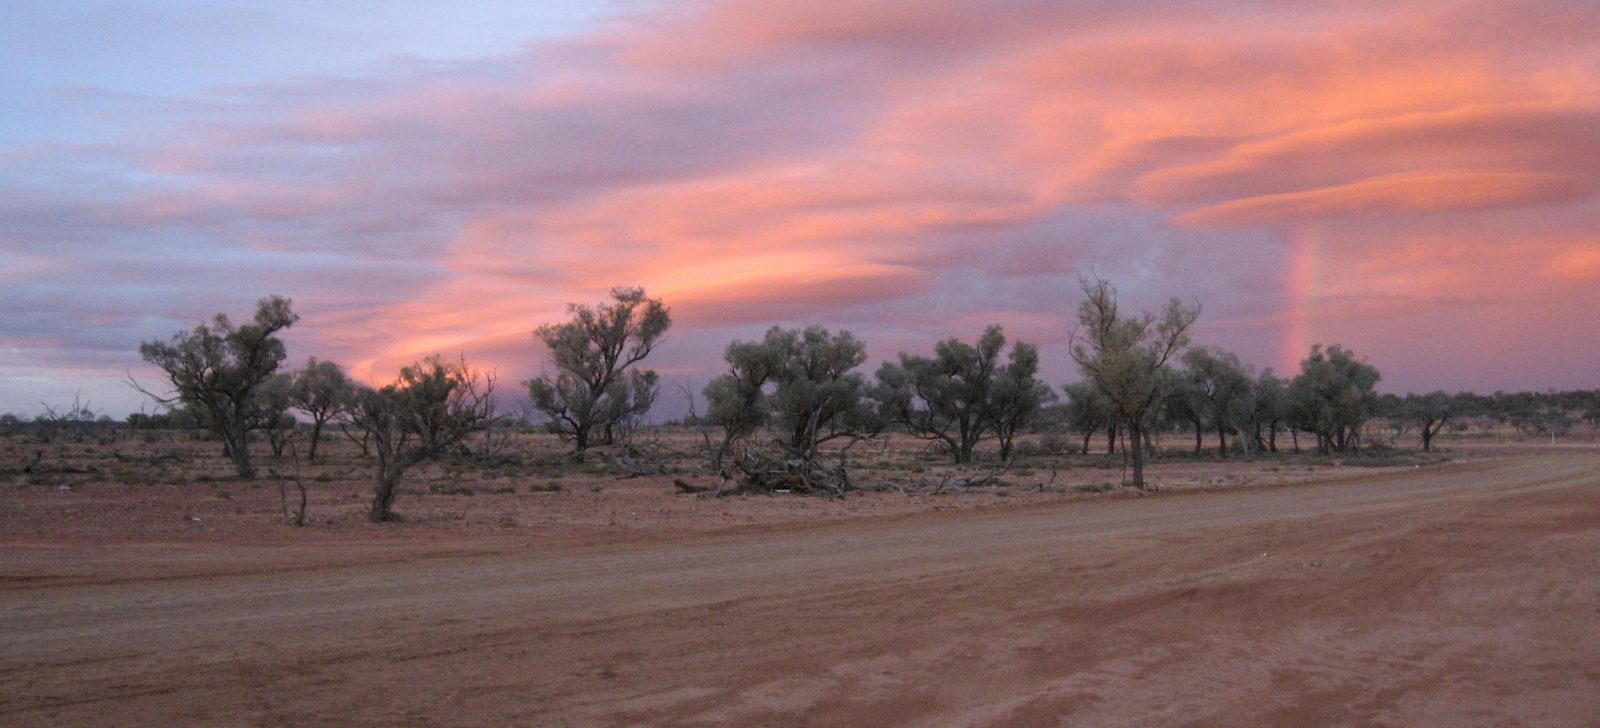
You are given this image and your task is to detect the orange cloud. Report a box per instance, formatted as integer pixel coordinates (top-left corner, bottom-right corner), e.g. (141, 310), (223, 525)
(1545, 247), (1600, 282)
(1175, 171), (1591, 227)
(12, 0), (1600, 417)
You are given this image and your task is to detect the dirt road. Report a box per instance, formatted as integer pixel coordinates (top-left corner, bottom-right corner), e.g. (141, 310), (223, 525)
(4, 454), (1597, 726)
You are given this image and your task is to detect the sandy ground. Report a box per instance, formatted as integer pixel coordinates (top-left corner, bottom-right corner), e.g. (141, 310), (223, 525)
(2, 443), (1597, 727)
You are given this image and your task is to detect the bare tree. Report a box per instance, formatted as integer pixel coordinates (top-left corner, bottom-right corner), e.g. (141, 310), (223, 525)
(345, 356), (497, 522)
(1069, 277), (1200, 489)
(37, 391), (100, 443)
(526, 287), (670, 456)
(134, 296), (299, 478)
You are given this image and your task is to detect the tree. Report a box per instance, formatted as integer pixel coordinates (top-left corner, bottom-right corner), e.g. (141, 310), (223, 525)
(875, 325), (1048, 463)
(135, 296), (299, 478)
(766, 327), (882, 456)
(988, 342), (1056, 461)
(1161, 368), (1207, 455)
(1249, 369), (1289, 452)
(1062, 381), (1114, 454)
(707, 326), (880, 460)
(526, 287), (670, 456)
(289, 357), (354, 461)
(256, 373), (299, 458)
(1287, 344), (1381, 454)
(345, 356), (496, 522)
(1069, 277), (1200, 489)
(702, 338), (785, 471)
(1181, 347), (1252, 457)
(1401, 391), (1453, 452)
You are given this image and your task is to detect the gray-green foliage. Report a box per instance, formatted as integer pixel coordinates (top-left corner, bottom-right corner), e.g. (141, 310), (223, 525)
(1401, 390), (1453, 451)
(526, 287), (670, 454)
(874, 325), (1050, 463)
(701, 338), (785, 469)
(1249, 369), (1289, 452)
(256, 372), (299, 457)
(1070, 277), (1200, 488)
(1062, 380), (1115, 454)
(1181, 347), (1253, 457)
(703, 326), (880, 459)
(1288, 344), (1381, 454)
(136, 295), (299, 478)
(289, 357), (354, 461)
(345, 356), (496, 522)
(988, 340), (1056, 460)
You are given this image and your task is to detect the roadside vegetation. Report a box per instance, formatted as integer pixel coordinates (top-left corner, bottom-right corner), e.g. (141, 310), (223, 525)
(3, 281), (1596, 526)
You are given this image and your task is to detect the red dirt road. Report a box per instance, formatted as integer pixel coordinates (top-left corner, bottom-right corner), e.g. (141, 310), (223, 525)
(3, 454), (1598, 727)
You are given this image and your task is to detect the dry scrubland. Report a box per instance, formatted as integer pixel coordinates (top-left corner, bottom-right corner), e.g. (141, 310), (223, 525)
(1, 428), (1454, 545)
(2, 430), (1597, 726)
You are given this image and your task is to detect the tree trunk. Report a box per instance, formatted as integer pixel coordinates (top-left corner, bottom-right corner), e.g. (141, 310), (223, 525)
(1192, 420), (1203, 455)
(222, 426), (253, 479)
(1081, 430), (1093, 455)
(1128, 422), (1146, 489)
(955, 439), (975, 465)
(1216, 424), (1228, 458)
(1106, 424), (1118, 454)
(308, 419), (324, 461)
(369, 468), (404, 522)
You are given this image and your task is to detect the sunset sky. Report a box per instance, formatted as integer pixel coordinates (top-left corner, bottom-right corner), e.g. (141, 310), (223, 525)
(3, 0), (1598, 418)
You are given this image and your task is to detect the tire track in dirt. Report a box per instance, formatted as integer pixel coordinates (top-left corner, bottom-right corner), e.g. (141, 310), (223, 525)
(2, 453), (1596, 726)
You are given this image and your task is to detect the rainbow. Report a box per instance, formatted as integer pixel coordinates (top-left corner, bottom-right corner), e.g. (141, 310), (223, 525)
(1281, 226), (1318, 373)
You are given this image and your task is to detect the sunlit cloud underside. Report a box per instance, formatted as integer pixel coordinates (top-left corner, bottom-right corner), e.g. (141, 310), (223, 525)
(2, 0), (1597, 414)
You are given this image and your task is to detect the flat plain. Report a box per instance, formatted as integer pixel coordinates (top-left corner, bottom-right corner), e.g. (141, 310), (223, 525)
(2, 434), (1596, 727)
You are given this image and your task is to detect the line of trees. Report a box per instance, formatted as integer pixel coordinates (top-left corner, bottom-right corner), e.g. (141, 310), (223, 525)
(115, 282), (1600, 515)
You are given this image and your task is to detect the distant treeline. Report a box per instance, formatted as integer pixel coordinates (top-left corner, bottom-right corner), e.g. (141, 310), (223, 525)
(7, 282), (1596, 508)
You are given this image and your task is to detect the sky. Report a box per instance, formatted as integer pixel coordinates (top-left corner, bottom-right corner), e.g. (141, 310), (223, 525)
(3, 0), (1598, 418)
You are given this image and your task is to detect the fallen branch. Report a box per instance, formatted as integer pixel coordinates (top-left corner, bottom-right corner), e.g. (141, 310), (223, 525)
(673, 478), (712, 494)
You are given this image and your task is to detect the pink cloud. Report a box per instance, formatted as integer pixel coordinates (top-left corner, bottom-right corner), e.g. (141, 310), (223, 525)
(8, 0), (1600, 415)
(1175, 171), (1591, 227)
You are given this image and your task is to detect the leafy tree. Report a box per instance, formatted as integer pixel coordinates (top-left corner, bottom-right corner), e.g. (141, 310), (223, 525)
(707, 326), (880, 459)
(256, 372), (299, 457)
(1070, 278), (1201, 488)
(526, 287), (670, 455)
(988, 342), (1056, 461)
(1181, 347), (1253, 457)
(289, 357), (354, 461)
(875, 325), (1049, 463)
(1249, 369), (1289, 452)
(135, 296), (299, 478)
(765, 327), (883, 455)
(1400, 391), (1453, 452)
(1161, 367), (1207, 455)
(1287, 344), (1381, 454)
(702, 338), (785, 471)
(1061, 381), (1114, 454)
(345, 356), (496, 522)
